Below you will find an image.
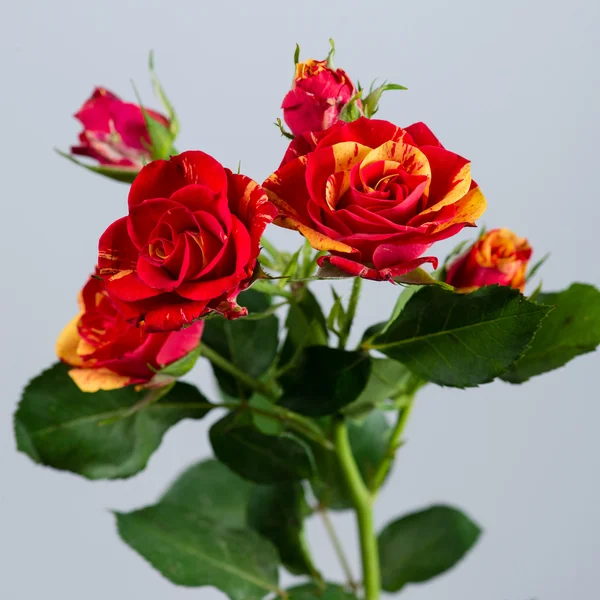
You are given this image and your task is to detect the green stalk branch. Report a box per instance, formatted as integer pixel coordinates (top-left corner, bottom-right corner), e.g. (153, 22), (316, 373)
(338, 277), (363, 349)
(199, 343), (276, 400)
(199, 343), (332, 449)
(333, 418), (380, 600)
(318, 506), (358, 591)
(370, 395), (415, 494)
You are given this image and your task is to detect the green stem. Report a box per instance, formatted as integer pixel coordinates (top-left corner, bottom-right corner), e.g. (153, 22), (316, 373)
(318, 506), (358, 591)
(370, 396), (415, 494)
(199, 344), (276, 400)
(199, 343), (332, 450)
(338, 277), (363, 349)
(333, 418), (380, 600)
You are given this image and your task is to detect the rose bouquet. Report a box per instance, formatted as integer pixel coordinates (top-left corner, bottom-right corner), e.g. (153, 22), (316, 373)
(14, 43), (600, 600)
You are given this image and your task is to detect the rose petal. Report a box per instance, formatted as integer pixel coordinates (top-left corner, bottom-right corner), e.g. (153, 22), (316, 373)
(128, 151), (228, 209)
(98, 216), (140, 275)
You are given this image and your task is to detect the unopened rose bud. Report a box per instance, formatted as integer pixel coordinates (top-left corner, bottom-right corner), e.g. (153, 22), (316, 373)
(282, 47), (361, 136)
(71, 87), (170, 171)
(445, 229), (533, 292)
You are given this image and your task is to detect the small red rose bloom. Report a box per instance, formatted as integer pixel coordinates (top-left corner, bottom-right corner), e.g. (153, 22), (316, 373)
(56, 273), (203, 392)
(263, 117), (487, 281)
(98, 151), (277, 331)
(71, 87), (169, 169)
(282, 59), (360, 137)
(446, 228), (533, 292)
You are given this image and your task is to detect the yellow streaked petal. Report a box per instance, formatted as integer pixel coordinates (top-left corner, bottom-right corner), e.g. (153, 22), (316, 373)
(360, 140), (431, 179)
(274, 215), (355, 254)
(430, 186), (487, 233)
(417, 161), (472, 217)
(68, 367), (133, 392)
(56, 314), (85, 367)
(331, 142), (372, 173)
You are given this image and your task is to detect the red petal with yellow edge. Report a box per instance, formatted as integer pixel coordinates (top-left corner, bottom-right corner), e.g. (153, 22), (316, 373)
(68, 367), (136, 392)
(306, 143), (371, 210)
(360, 140), (431, 180)
(263, 156), (312, 225)
(98, 216), (139, 274)
(56, 314), (85, 367)
(428, 186), (487, 233)
(316, 117), (405, 150)
(128, 151), (228, 209)
(274, 216), (356, 254)
(226, 171), (277, 253)
(404, 122), (444, 148)
(418, 146), (471, 209)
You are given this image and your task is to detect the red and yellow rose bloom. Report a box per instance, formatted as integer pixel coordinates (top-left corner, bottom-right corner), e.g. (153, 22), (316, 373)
(263, 117), (487, 280)
(97, 151), (277, 332)
(56, 274), (203, 392)
(71, 87), (169, 169)
(282, 59), (360, 136)
(445, 228), (532, 292)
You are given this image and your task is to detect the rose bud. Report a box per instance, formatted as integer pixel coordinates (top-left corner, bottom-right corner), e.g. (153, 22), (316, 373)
(70, 87), (170, 171)
(282, 52), (361, 137)
(97, 151), (277, 332)
(445, 228), (533, 292)
(263, 117), (487, 281)
(56, 273), (203, 392)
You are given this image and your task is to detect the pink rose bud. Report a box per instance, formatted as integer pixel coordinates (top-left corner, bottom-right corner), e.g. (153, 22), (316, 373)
(71, 87), (170, 169)
(282, 52), (361, 136)
(445, 228), (533, 292)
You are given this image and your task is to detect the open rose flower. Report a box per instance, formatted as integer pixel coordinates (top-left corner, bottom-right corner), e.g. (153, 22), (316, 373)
(282, 59), (360, 136)
(446, 228), (532, 292)
(97, 151), (277, 331)
(71, 87), (169, 169)
(56, 273), (203, 392)
(263, 117), (487, 280)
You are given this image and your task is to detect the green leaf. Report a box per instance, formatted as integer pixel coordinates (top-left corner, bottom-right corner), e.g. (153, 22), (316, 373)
(294, 43), (301, 65)
(55, 149), (138, 183)
(343, 358), (421, 417)
(210, 413), (314, 483)
(14, 363), (213, 479)
(310, 410), (391, 510)
(132, 81), (175, 160)
(155, 344), (200, 378)
(203, 290), (279, 399)
(148, 50), (179, 138)
(525, 252), (550, 283)
(379, 505), (481, 592)
(116, 505), (280, 599)
(249, 393), (285, 436)
(280, 347), (371, 417)
(363, 82), (407, 118)
(247, 482), (316, 576)
(159, 459), (253, 528)
(279, 287), (328, 368)
(394, 268), (453, 288)
(286, 582), (358, 599)
(369, 286), (552, 387)
(326, 38), (336, 69)
(502, 283), (600, 383)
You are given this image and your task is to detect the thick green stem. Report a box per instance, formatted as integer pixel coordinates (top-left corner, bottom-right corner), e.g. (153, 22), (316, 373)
(370, 396), (415, 494)
(333, 418), (380, 600)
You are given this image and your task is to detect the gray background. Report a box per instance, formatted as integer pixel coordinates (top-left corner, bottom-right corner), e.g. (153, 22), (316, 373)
(1, 0), (599, 598)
